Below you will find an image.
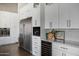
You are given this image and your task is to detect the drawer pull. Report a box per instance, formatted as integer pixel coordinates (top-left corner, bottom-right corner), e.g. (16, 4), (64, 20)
(60, 47), (68, 50)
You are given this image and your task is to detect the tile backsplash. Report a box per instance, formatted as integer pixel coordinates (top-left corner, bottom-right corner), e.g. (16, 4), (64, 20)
(65, 29), (79, 42)
(45, 29), (79, 42)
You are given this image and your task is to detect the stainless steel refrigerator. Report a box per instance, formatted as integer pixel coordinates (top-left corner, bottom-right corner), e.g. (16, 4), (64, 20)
(19, 17), (32, 53)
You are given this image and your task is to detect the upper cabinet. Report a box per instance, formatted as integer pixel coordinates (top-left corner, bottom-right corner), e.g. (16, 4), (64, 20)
(69, 4), (79, 28)
(18, 4), (33, 20)
(18, 3), (40, 27)
(32, 3), (40, 27)
(45, 3), (79, 29)
(59, 4), (71, 28)
(59, 3), (79, 29)
(19, 3), (79, 29)
(45, 3), (58, 29)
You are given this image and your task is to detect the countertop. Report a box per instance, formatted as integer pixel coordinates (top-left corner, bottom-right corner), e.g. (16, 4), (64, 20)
(41, 39), (79, 48)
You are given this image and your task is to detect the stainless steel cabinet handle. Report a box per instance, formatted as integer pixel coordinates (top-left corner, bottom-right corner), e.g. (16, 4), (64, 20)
(60, 47), (63, 48)
(34, 38), (37, 39)
(49, 22), (53, 28)
(62, 53), (66, 56)
(35, 20), (37, 25)
(69, 20), (71, 27)
(67, 19), (71, 27)
(63, 47), (68, 50)
(35, 47), (38, 48)
(34, 42), (37, 43)
(65, 48), (68, 50)
(67, 20), (69, 27)
(34, 51), (38, 53)
(60, 47), (68, 50)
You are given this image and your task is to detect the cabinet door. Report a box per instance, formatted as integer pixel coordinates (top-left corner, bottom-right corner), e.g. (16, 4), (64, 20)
(66, 45), (79, 56)
(32, 6), (40, 27)
(59, 4), (70, 28)
(70, 3), (79, 28)
(52, 49), (62, 56)
(52, 43), (63, 56)
(45, 3), (58, 29)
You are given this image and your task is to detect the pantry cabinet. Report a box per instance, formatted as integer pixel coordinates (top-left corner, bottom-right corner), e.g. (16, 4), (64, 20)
(45, 3), (58, 29)
(32, 4), (40, 27)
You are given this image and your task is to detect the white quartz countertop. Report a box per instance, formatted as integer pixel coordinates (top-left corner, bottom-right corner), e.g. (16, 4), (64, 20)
(41, 39), (79, 48)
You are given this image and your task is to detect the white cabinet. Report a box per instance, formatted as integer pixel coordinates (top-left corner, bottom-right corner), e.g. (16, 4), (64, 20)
(52, 48), (62, 56)
(59, 4), (71, 28)
(69, 4), (79, 28)
(45, 3), (79, 29)
(59, 3), (79, 29)
(52, 42), (79, 56)
(32, 3), (79, 28)
(19, 4), (33, 20)
(52, 42), (64, 56)
(45, 4), (58, 29)
(32, 5), (40, 27)
(32, 36), (41, 56)
(52, 43), (68, 56)
(66, 45), (79, 56)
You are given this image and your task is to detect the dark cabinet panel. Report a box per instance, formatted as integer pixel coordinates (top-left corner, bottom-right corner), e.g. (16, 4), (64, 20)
(41, 40), (52, 56)
(0, 28), (10, 37)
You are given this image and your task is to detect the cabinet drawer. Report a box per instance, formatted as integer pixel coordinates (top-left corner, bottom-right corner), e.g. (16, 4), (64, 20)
(32, 39), (41, 43)
(32, 37), (40, 40)
(32, 46), (41, 56)
(32, 39), (40, 42)
(32, 40), (41, 46)
(32, 36), (40, 39)
(32, 44), (40, 49)
(33, 50), (40, 56)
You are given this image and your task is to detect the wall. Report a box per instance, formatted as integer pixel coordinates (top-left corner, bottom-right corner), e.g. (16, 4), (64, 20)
(0, 11), (19, 45)
(0, 3), (18, 13)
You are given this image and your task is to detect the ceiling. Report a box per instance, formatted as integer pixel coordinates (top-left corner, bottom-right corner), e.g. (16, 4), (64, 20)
(0, 3), (18, 13)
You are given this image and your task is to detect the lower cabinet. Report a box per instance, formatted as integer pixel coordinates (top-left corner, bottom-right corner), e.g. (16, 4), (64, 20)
(32, 36), (41, 56)
(52, 49), (62, 56)
(52, 42), (79, 56)
(52, 50), (73, 56)
(52, 43), (63, 56)
(32, 38), (79, 56)
(32, 49), (41, 56)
